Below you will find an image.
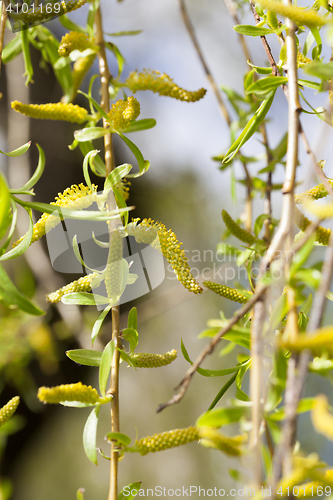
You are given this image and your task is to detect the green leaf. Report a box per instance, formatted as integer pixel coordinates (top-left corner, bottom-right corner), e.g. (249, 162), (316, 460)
(106, 30), (143, 37)
(0, 208), (32, 261)
(82, 149), (99, 190)
(196, 406), (250, 428)
(118, 482), (142, 500)
(121, 328), (138, 352)
(0, 174), (11, 241)
(233, 25), (279, 36)
(246, 76), (288, 99)
(104, 164), (132, 194)
(247, 62), (272, 74)
(79, 142), (106, 177)
(289, 233), (316, 277)
(119, 349), (135, 367)
(99, 340), (115, 397)
(303, 61), (333, 80)
(83, 405), (101, 465)
(21, 30), (33, 85)
(229, 469), (243, 483)
(298, 78), (321, 90)
(105, 42), (125, 78)
(61, 293), (112, 306)
(222, 93), (275, 164)
(268, 398), (315, 421)
(128, 307), (138, 330)
(254, 214), (270, 238)
(91, 303), (113, 346)
(125, 119), (157, 133)
(59, 14), (86, 33)
(2, 34), (22, 64)
(74, 127), (110, 142)
(117, 132), (150, 177)
(208, 373), (238, 410)
(66, 349), (102, 367)
(19, 144), (45, 191)
(0, 263), (44, 315)
(0, 141), (31, 157)
(106, 431), (131, 447)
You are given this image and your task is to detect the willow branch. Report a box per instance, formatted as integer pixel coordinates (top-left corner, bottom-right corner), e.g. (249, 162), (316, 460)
(179, 0), (231, 125)
(95, 8), (120, 500)
(223, 0), (252, 62)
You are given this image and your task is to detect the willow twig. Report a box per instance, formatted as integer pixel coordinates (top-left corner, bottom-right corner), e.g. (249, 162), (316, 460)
(95, 8), (121, 500)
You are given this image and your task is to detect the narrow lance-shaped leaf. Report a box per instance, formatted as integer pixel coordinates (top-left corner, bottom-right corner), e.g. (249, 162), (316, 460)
(83, 404), (101, 465)
(66, 349), (102, 367)
(99, 340), (115, 397)
(222, 92), (275, 164)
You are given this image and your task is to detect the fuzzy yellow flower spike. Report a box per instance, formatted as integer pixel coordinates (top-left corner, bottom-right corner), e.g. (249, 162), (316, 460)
(38, 382), (100, 404)
(303, 199), (333, 219)
(198, 427), (247, 456)
(256, 0), (326, 26)
(46, 272), (102, 303)
(13, 184), (98, 248)
(280, 326), (333, 357)
(277, 454), (327, 493)
(129, 350), (177, 368)
(203, 281), (251, 303)
(71, 54), (96, 101)
(295, 182), (333, 204)
(9, 0), (87, 24)
(294, 206), (331, 246)
(58, 31), (98, 57)
(312, 395), (333, 440)
(127, 218), (203, 294)
(125, 69), (207, 102)
(11, 101), (88, 124)
(134, 426), (200, 455)
(222, 210), (260, 246)
(0, 396), (20, 428)
(107, 97), (141, 132)
(104, 229), (124, 301)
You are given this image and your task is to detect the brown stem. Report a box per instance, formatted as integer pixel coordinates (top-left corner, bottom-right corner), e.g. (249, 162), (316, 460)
(94, 7), (120, 500)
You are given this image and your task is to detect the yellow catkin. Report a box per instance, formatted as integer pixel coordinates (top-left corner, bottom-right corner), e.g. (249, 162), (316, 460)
(222, 210), (259, 246)
(129, 350), (177, 368)
(11, 101), (88, 124)
(37, 382), (99, 404)
(303, 199), (333, 219)
(312, 395), (333, 440)
(107, 97), (141, 131)
(0, 396), (20, 428)
(127, 218), (203, 294)
(203, 281), (251, 303)
(198, 427), (246, 456)
(125, 69), (207, 102)
(13, 184), (98, 247)
(115, 179), (130, 202)
(58, 31), (98, 57)
(104, 229), (124, 301)
(294, 206), (331, 246)
(134, 426), (200, 455)
(281, 326), (333, 357)
(256, 0), (326, 26)
(297, 52), (313, 66)
(267, 11), (279, 29)
(46, 272), (101, 303)
(71, 53), (96, 101)
(9, 0), (87, 23)
(295, 183), (333, 204)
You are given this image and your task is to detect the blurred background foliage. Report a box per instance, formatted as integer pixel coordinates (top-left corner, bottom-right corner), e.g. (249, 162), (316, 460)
(0, 0), (333, 499)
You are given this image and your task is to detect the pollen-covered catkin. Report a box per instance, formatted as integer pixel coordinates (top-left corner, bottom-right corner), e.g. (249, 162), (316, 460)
(295, 183), (332, 204)
(280, 326), (333, 357)
(125, 69), (206, 102)
(256, 0), (326, 26)
(13, 184), (97, 247)
(0, 396), (20, 428)
(46, 272), (101, 303)
(198, 427), (246, 456)
(203, 281), (251, 303)
(294, 206), (331, 246)
(11, 101), (88, 124)
(127, 219), (203, 294)
(71, 54), (96, 101)
(107, 97), (141, 131)
(37, 382), (99, 404)
(58, 31), (98, 57)
(222, 210), (259, 246)
(129, 350), (177, 368)
(312, 395), (333, 440)
(267, 11), (279, 29)
(9, 0), (87, 23)
(134, 427), (200, 455)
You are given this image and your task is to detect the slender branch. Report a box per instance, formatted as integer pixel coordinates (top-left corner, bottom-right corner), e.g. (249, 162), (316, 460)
(95, 8), (121, 500)
(250, 2), (279, 76)
(223, 0), (252, 63)
(178, 0), (231, 125)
